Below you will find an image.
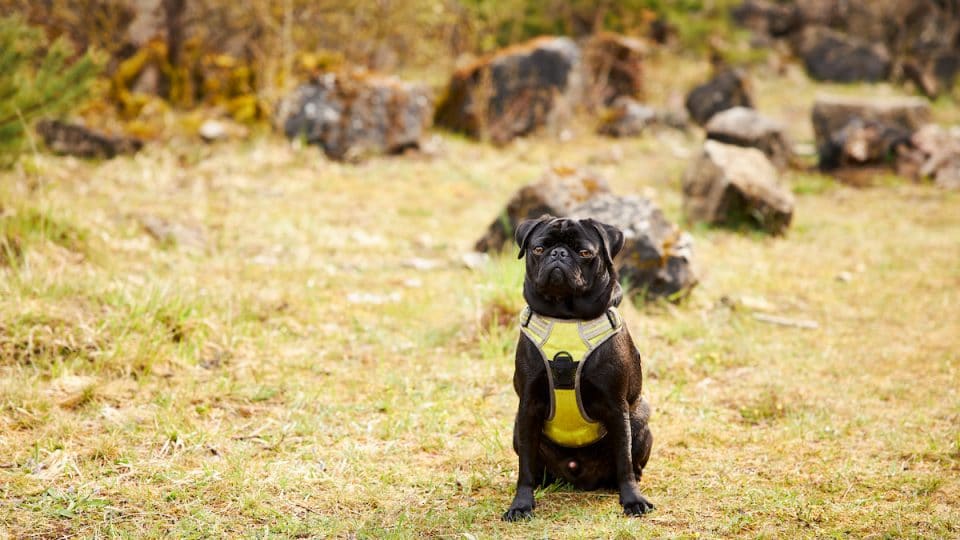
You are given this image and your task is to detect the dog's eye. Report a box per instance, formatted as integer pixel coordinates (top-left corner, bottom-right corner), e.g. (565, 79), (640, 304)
(532, 246), (544, 255)
(579, 250), (593, 258)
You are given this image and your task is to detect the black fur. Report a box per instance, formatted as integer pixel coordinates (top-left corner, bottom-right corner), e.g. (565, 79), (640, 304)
(502, 217), (654, 521)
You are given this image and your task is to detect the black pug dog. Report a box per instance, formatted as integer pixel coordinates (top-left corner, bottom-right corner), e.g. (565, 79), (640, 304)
(502, 215), (654, 521)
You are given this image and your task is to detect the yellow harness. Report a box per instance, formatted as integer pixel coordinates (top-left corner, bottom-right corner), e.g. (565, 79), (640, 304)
(519, 306), (624, 448)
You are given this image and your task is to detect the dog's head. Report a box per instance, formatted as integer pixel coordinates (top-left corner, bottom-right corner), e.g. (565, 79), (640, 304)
(516, 216), (625, 319)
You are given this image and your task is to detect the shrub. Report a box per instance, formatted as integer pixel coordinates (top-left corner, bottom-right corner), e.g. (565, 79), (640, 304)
(0, 15), (100, 166)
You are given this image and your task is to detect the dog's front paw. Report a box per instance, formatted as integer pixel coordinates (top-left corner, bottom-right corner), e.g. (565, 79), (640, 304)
(502, 505), (534, 522)
(622, 496), (655, 517)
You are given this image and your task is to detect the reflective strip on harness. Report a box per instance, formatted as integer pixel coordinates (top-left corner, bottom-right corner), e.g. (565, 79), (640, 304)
(519, 306), (624, 447)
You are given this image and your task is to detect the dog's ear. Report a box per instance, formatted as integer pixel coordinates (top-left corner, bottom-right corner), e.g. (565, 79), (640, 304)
(585, 218), (624, 268)
(515, 215), (552, 259)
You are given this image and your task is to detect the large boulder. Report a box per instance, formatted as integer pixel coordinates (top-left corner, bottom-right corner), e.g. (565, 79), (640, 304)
(812, 95), (930, 171)
(812, 95), (931, 145)
(474, 166), (611, 253)
(793, 26), (891, 83)
(282, 71), (432, 161)
(682, 141), (794, 235)
(705, 107), (792, 170)
(731, 0), (803, 37)
(36, 120), (143, 159)
(582, 33), (646, 107)
(684, 69), (754, 126)
(571, 194), (697, 300)
(474, 166), (696, 300)
(597, 96), (688, 137)
(434, 37), (581, 144)
(731, 1), (960, 95)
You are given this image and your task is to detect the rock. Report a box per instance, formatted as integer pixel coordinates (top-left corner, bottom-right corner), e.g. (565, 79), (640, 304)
(705, 107), (792, 170)
(794, 26), (891, 83)
(474, 166), (611, 253)
(682, 141), (794, 235)
(460, 252), (490, 270)
(902, 59), (941, 99)
(571, 194), (697, 300)
(434, 37), (581, 144)
(684, 69), (754, 126)
(792, 0), (851, 29)
(812, 95), (930, 171)
(282, 71), (432, 161)
(140, 215), (207, 252)
(346, 291), (402, 305)
(597, 96), (688, 137)
(820, 118), (912, 173)
(737, 1), (960, 94)
(198, 120), (226, 142)
(47, 375), (97, 410)
(904, 124), (960, 190)
(473, 167), (697, 301)
(933, 163), (960, 190)
(648, 16), (677, 45)
(731, 0), (803, 37)
(812, 95), (930, 146)
(198, 119), (248, 142)
(582, 32), (646, 107)
(36, 120), (143, 159)
(401, 257), (441, 271)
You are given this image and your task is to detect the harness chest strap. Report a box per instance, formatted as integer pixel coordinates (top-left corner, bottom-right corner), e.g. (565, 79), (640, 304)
(519, 306), (624, 448)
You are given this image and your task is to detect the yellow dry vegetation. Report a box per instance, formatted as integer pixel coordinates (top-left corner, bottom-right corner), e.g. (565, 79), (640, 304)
(0, 52), (958, 538)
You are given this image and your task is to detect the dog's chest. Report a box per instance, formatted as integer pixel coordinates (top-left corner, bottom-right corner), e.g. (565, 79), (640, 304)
(518, 307), (623, 447)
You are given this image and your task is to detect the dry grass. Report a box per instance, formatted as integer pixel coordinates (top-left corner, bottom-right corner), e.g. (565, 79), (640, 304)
(1, 59), (959, 539)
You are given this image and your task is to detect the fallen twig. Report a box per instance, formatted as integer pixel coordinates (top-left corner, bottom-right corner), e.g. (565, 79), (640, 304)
(753, 313), (819, 330)
(293, 502), (323, 516)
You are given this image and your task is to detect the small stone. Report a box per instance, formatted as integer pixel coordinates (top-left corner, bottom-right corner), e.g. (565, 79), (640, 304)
(349, 231), (386, 246)
(738, 295), (777, 312)
(460, 252), (489, 270)
(346, 291), (402, 305)
(402, 257), (441, 271)
(47, 375), (97, 409)
(199, 120), (228, 142)
(140, 215), (207, 252)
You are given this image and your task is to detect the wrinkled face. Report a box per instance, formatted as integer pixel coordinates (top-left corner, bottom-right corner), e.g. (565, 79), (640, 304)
(522, 219), (607, 298)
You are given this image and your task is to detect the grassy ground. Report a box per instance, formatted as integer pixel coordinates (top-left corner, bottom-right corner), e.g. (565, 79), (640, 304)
(2, 59), (960, 539)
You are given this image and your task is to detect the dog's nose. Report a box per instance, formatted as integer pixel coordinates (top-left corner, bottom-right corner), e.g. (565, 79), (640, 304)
(550, 247), (568, 259)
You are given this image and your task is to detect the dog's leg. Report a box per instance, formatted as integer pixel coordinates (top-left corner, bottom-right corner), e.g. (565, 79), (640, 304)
(632, 423), (653, 482)
(607, 408), (655, 516)
(631, 398), (653, 481)
(502, 394), (545, 522)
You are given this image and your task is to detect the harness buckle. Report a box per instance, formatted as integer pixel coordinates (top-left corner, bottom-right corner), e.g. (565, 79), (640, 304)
(550, 351), (578, 390)
(522, 308), (534, 328)
(605, 309), (617, 330)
